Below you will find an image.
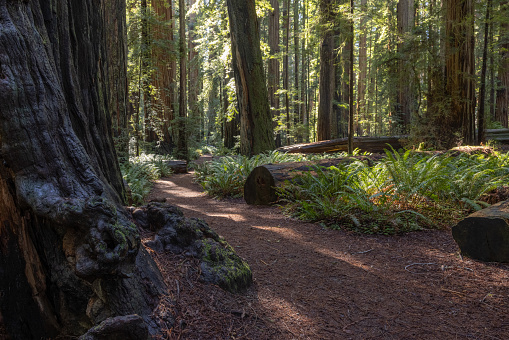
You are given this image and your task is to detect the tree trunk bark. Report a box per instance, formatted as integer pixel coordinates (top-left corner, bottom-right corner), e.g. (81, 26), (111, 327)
(357, 0), (368, 136)
(177, 0), (188, 160)
(444, 0), (476, 145)
(477, 0), (492, 145)
(396, 0), (415, 134)
(0, 1), (169, 338)
(496, 1), (509, 128)
(226, 0), (275, 156)
(268, 0), (281, 147)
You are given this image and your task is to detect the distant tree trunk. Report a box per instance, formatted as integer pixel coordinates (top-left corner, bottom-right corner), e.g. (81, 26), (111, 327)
(444, 0), (476, 145)
(357, 0), (368, 136)
(188, 0), (201, 142)
(151, 0), (177, 148)
(226, 0), (275, 155)
(283, 0), (291, 144)
(496, 0), (509, 128)
(348, 0), (354, 154)
(300, 1), (308, 141)
(478, 0), (492, 144)
(177, 0), (188, 160)
(396, 0), (415, 133)
(0, 1), (168, 338)
(268, 0), (281, 147)
(293, 0), (301, 141)
(317, 0), (335, 141)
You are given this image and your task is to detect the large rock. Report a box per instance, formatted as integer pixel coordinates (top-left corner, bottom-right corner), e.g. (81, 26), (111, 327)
(129, 203), (252, 293)
(452, 200), (509, 262)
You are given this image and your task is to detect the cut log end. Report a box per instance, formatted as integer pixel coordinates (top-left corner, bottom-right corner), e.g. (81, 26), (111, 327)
(244, 166), (277, 205)
(452, 201), (509, 263)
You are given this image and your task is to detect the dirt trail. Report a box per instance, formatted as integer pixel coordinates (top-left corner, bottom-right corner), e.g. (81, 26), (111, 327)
(147, 159), (509, 339)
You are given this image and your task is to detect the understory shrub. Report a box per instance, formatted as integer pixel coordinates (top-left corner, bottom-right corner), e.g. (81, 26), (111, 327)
(120, 153), (174, 205)
(194, 150), (359, 198)
(278, 149), (509, 235)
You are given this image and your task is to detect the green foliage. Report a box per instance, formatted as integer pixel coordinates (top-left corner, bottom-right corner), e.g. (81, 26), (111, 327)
(278, 149), (509, 235)
(120, 153), (174, 205)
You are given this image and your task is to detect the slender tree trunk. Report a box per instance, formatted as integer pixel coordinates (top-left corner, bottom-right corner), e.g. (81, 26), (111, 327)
(151, 0), (177, 148)
(0, 1), (169, 338)
(396, 0), (415, 134)
(283, 0), (291, 144)
(357, 0), (368, 136)
(226, 0), (275, 155)
(300, 1), (308, 141)
(188, 0), (200, 142)
(178, 0), (188, 160)
(348, 0), (354, 154)
(268, 0), (281, 147)
(317, 0), (336, 141)
(478, 0), (492, 144)
(293, 0), (301, 141)
(496, 1), (509, 128)
(444, 0), (476, 145)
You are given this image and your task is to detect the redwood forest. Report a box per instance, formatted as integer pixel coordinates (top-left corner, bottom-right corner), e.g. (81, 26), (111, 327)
(1, 0), (509, 339)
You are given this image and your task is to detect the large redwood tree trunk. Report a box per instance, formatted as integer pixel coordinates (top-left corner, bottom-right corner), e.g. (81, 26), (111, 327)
(0, 1), (168, 338)
(226, 0), (275, 155)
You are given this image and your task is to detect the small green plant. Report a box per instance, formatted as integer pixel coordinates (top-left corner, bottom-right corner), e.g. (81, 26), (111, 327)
(120, 153), (174, 205)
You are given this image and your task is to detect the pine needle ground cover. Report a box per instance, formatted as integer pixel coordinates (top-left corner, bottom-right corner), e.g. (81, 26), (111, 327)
(196, 150), (509, 235)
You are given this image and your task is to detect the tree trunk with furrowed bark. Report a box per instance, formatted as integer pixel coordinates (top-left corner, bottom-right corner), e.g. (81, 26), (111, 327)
(0, 1), (169, 338)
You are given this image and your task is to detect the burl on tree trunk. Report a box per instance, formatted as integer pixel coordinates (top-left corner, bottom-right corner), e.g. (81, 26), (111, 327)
(244, 156), (382, 205)
(0, 1), (167, 338)
(452, 200), (509, 263)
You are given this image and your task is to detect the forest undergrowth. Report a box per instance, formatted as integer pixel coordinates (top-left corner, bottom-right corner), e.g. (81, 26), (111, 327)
(195, 148), (509, 235)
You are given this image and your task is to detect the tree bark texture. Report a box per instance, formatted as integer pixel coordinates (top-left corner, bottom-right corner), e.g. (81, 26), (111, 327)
(268, 0), (281, 147)
(244, 156), (382, 205)
(177, 0), (188, 160)
(477, 0), (492, 145)
(452, 200), (509, 262)
(496, 1), (509, 128)
(151, 0), (177, 146)
(317, 0), (336, 141)
(396, 0), (415, 133)
(0, 1), (169, 338)
(227, 0), (275, 156)
(444, 0), (476, 145)
(357, 0), (368, 136)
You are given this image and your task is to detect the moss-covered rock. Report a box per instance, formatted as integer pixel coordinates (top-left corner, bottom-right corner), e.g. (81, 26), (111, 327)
(130, 203), (253, 293)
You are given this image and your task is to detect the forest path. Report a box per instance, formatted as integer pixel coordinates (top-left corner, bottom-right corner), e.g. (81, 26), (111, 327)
(147, 157), (509, 339)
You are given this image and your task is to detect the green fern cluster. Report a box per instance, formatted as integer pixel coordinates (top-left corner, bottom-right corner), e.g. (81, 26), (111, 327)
(278, 149), (509, 235)
(120, 153), (174, 205)
(195, 151), (314, 198)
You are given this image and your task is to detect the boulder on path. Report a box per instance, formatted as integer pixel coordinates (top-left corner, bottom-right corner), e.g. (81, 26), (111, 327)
(129, 203), (252, 293)
(452, 200), (509, 262)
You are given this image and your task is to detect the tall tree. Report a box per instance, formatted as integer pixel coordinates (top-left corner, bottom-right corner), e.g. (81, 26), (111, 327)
(478, 0), (492, 144)
(496, 0), (509, 128)
(226, 0), (275, 155)
(177, 0), (188, 160)
(396, 0), (415, 133)
(0, 0), (168, 338)
(283, 0), (291, 144)
(317, 0), (336, 141)
(357, 0), (369, 136)
(268, 0), (281, 147)
(444, 0), (476, 145)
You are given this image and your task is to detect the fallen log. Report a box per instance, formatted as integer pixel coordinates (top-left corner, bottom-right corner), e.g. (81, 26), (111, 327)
(166, 160), (188, 174)
(452, 200), (509, 262)
(243, 155), (383, 205)
(486, 129), (509, 143)
(277, 136), (407, 154)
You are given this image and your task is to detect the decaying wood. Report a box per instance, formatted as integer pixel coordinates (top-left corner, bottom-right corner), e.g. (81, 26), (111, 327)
(167, 160), (188, 174)
(277, 136), (406, 154)
(244, 156), (382, 205)
(452, 200), (509, 262)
